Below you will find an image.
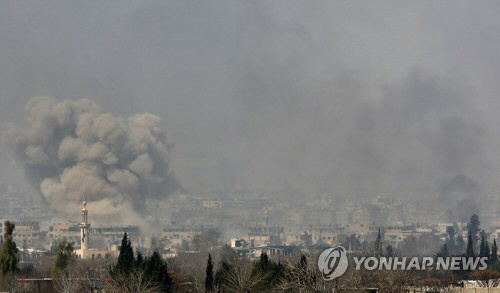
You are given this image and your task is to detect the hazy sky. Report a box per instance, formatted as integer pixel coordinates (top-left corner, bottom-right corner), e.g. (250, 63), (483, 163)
(1, 1), (500, 204)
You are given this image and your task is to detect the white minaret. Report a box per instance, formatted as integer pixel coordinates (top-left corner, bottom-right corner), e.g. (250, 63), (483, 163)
(79, 200), (90, 251)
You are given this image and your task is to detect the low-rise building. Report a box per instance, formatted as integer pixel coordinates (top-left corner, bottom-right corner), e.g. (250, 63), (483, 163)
(12, 221), (41, 249)
(203, 200), (224, 209)
(49, 222), (80, 246)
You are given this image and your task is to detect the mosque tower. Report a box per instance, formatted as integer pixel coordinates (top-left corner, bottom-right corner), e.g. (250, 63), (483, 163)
(79, 200), (90, 251)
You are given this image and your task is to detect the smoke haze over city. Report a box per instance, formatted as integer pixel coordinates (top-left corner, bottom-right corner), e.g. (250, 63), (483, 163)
(2, 4), (500, 292)
(0, 1), (500, 223)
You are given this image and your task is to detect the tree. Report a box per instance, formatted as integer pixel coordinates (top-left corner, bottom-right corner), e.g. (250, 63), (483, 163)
(218, 260), (268, 292)
(269, 261), (286, 285)
(254, 252), (270, 274)
(343, 234), (361, 251)
(51, 240), (74, 277)
(135, 251), (144, 269)
(144, 250), (172, 293)
(456, 234), (466, 254)
(204, 253), (214, 292)
(54, 258), (107, 293)
(437, 243), (449, 257)
(468, 214), (480, 250)
(479, 232), (490, 259)
(251, 252), (287, 287)
(0, 221), (18, 275)
(374, 228), (383, 256)
(298, 254), (307, 271)
(113, 232), (134, 275)
(111, 246), (172, 293)
(386, 244), (394, 257)
(214, 260), (232, 289)
(275, 256), (333, 292)
(466, 231), (475, 257)
(480, 233), (486, 257)
(446, 226), (456, 240)
(491, 239), (498, 262)
(445, 226), (456, 254)
(107, 269), (161, 293)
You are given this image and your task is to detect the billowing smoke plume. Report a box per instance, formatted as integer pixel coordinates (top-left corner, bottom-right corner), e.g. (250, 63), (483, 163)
(4, 97), (180, 224)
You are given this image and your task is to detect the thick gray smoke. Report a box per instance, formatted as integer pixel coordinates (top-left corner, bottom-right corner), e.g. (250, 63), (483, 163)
(4, 97), (180, 224)
(0, 1), (498, 227)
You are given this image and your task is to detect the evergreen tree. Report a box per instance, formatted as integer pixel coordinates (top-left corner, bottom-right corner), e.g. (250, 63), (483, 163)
(479, 231), (491, 259)
(205, 253), (214, 292)
(144, 250), (172, 293)
(110, 238), (172, 292)
(438, 243), (449, 257)
(491, 239), (498, 262)
(466, 231), (475, 257)
(214, 260), (232, 289)
(115, 232), (134, 275)
(374, 228), (383, 256)
(51, 240), (74, 277)
(446, 226), (456, 239)
(0, 221), (19, 275)
(251, 252), (287, 287)
(468, 214), (480, 250)
(135, 251), (144, 269)
(456, 234), (466, 254)
(343, 234), (361, 251)
(480, 233), (486, 257)
(255, 252), (270, 273)
(479, 232), (490, 259)
(445, 226), (456, 253)
(386, 244), (394, 257)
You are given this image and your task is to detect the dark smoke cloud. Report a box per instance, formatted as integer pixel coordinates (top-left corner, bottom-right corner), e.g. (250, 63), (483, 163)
(3, 97), (180, 224)
(0, 1), (499, 225)
(439, 174), (481, 222)
(335, 70), (489, 221)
